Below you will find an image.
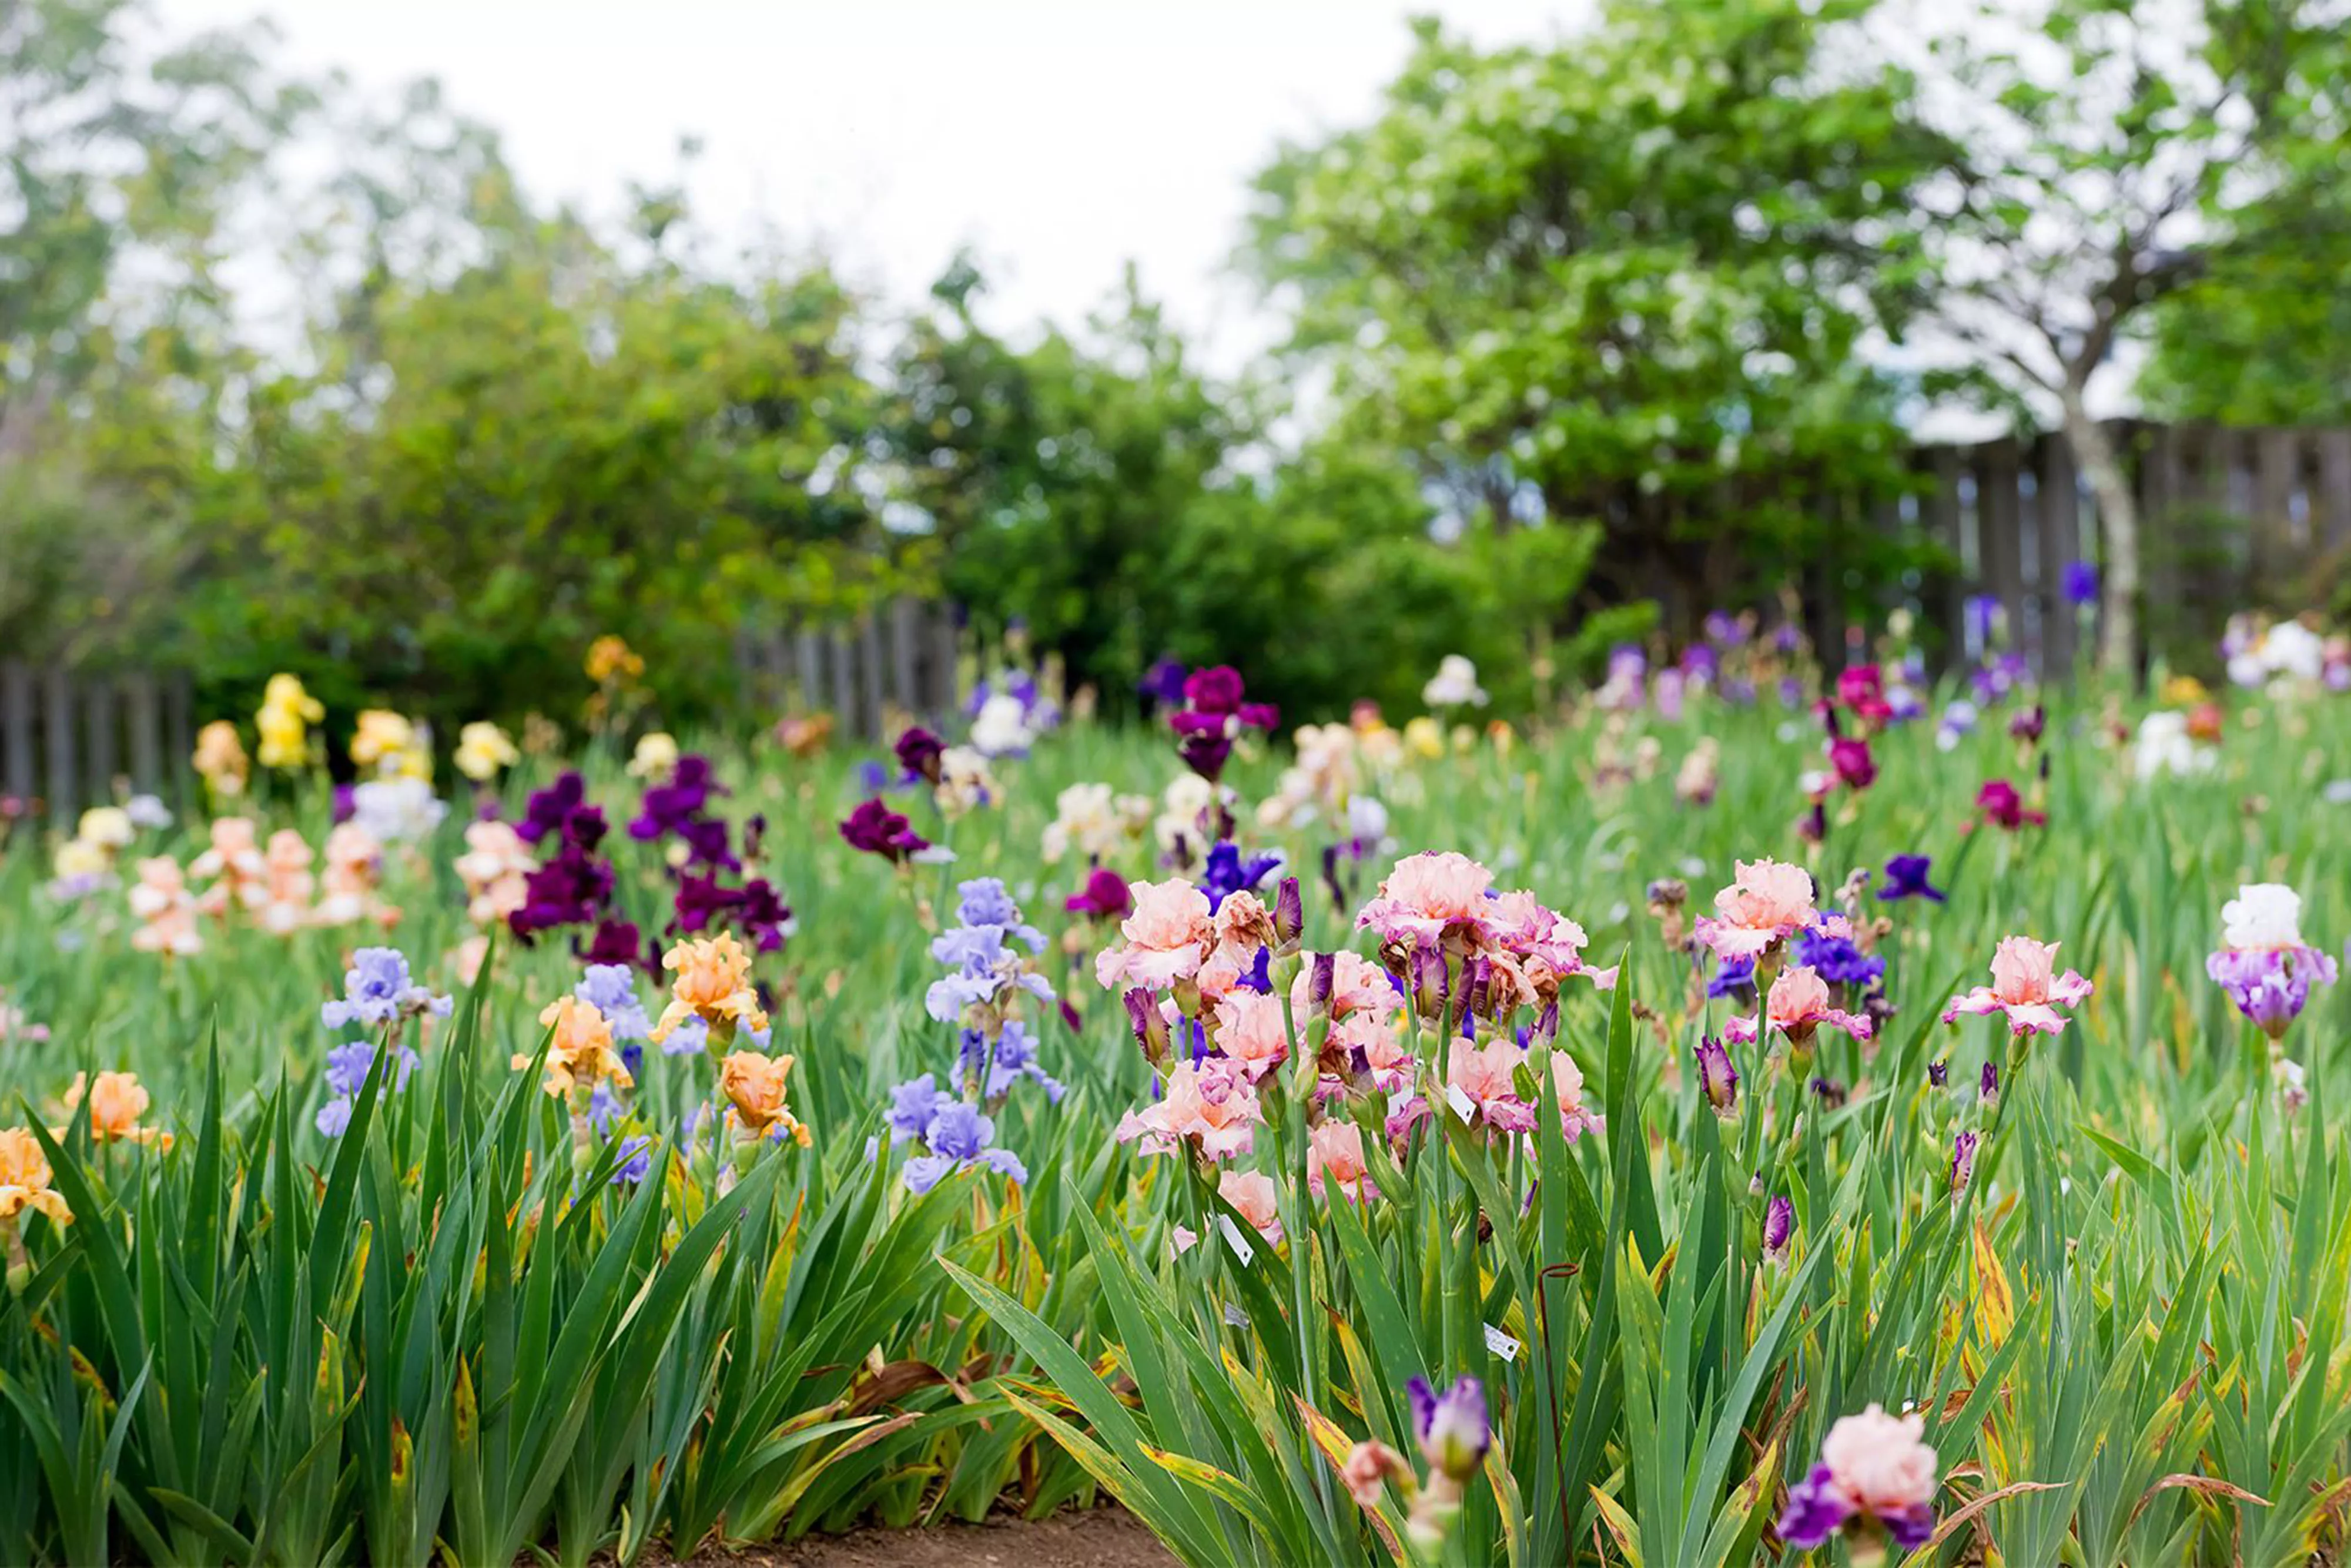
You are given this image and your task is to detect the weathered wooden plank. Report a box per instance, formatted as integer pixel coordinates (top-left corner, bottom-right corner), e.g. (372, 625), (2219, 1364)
(123, 671), (161, 795)
(793, 628), (825, 715)
(2139, 421), (2182, 637)
(828, 628), (857, 735)
(84, 677), (116, 803)
(889, 597), (923, 718)
(2320, 428), (2351, 555)
(43, 666), (75, 823)
(2253, 427), (2299, 581)
(165, 670), (193, 804)
(2037, 431), (2081, 672)
(930, 604), (962, 722)
(1978, 436), (2026, 642)
(1, 662), (34, 807)
(1922, 446), (1967, 664)
(858, 613), (887, 738)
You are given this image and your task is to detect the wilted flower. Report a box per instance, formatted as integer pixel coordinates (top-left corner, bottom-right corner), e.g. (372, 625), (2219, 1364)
(1340, 1440), (1409, 1509)
(1778, 1404), (1940, 1556)
(1948, 1130), (1979, 1194)
(893, 725), (947, 785)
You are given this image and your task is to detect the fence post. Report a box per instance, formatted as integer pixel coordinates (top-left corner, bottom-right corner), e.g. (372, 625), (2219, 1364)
(1, 662), (34, 808)
(43, 666), (76, 824)
(2036, 432), (2081, 674)
(828, 627), (857, 737)
(124, 672), (162, 796)
(84, 677), (117, 805)
(858, 614), (886, 739)
(930, 604), (962, 723)
(1978, 437), (2026, 644)
(2312, 428), (2351, 557)
(2252, 428), (2300, 582)
(1921, 446), (1967, 666)
(889, 598), (922, 719)
(166, 671), (193, 806)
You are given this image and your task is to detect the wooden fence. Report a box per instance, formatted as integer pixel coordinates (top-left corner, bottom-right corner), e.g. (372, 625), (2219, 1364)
(9, 424), (2351, 821)
(0, 665), (195, 825)
(728, 598), (965, 739)
(1826, 421), (2351, 670)
(0, 602), (960, 823)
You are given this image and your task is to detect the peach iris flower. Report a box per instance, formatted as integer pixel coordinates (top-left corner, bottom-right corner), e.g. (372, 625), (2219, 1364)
(1943, 936), (2092, 1036)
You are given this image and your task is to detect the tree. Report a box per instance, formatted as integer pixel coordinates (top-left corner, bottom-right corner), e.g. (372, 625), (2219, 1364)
(1241, 1), (1960, 642)
(1893, 0), (2351, 672)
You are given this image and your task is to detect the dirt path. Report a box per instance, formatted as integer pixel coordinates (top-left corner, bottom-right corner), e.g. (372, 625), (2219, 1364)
(658, 1509), (1180, 1567)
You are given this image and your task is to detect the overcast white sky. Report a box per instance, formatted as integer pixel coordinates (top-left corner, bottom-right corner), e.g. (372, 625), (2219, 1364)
(155, 0), (1598, 368)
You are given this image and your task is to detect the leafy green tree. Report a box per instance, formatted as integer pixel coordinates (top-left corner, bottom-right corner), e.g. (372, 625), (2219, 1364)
(2137, 185), (2351, 424)
(1899, 0), (2351, 671)
(1241, 1), (1958, 642)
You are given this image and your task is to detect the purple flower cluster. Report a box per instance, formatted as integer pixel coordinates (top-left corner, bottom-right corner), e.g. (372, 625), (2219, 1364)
(510, 774), (618, 943)
(671, 871), (794, 953)
(628, 755), (735, 870)
(884, 1078), (1027, 1193)
(925, 879), (1054, 1024)
(1794, 923), (1886, 989)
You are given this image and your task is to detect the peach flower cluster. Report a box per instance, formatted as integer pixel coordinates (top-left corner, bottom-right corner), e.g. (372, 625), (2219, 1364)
(1943, 936), (2092, 1036)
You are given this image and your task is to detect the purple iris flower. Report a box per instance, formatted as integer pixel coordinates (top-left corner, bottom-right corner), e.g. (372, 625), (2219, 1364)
(610, 1134), (655, 1185)
(2208, 946), (2337, 1038)
(517, 773), (589, 845)
(1200, 841), (1281, 913)
(893, 726), (946, 785)
(1066, 867), (1133, 919)
(2061, 559), (2099, 607)
(901, 1101), (1026, 1193)
(1794, 925), (1886, 989)
(1138, 657), (1190, 711)
(580, 917), (657, 974)
(1879, 855), (1945, 903)
(1707, 955), (1757, 1000)
(968, 1020), (1064, 1103)
(321, 948), (450, 1029)
(1763, 1194), (1793, 1261)
(1406, 1376), (1490, 1481)
(886, 1074), (953, 1144)
(1965, 594), (2004, 645)
(839, 799), (932, 862)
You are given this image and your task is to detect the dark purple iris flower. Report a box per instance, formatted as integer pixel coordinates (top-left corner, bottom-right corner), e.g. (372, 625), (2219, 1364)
(1200, 840), (1280, 912)
(1065, 867), (1133, 919)
(517, 773), (588, 845)
(840, 798), (931, 862)
(894, 726), (946, 785)
(1879, 855), (1945, 903)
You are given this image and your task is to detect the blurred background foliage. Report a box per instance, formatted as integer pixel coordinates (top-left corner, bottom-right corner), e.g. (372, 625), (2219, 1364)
(3, 0), (2348, 733)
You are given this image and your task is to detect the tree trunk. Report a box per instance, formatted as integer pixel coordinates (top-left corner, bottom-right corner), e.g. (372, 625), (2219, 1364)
(2064, 399), (2138, 680)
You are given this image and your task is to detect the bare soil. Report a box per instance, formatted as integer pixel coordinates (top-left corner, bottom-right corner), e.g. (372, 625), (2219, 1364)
(649, 1509), (1180, 1568)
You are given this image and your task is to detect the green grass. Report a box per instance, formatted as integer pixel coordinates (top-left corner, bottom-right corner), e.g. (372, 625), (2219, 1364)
(2, 674), (2349, 1566)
